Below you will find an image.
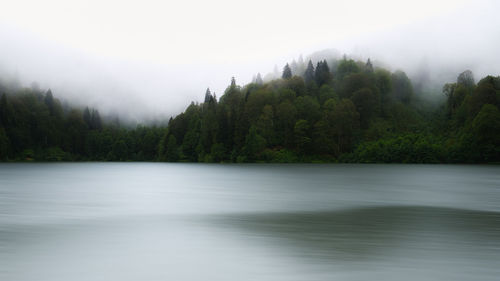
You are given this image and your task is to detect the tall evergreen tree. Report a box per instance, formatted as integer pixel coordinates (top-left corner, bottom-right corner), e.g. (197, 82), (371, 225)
(365, 58), (374, 73)
(255, 73), (263, 85)
(90, 109), (102, 130)
(315, 60), (331, 86)
(304, 60), (315, 84)
(282, 63), (292, 79)
(204, 88), (213, 103)
(83, 107), (91, 128)
(44, 89), (54, 111)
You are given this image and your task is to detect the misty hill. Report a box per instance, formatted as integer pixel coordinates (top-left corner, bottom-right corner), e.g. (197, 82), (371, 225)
(159, 57), (500, 163)
(0, 55), (499, 162)
(0, 88), (165, 161)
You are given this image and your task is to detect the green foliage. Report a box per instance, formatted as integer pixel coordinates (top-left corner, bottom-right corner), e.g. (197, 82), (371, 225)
(457, 70), (475, 88)
(164, 135), (180, 162)
(468, 104), (500, 161)
(365, 59), (374, 73)
(1, 58), (498, 163)
(0, 88), (165, 161)
(264, 148), (298, 163)
(374, 69), (392, 116)
(351, 88), (376, 128)
(294, 119), (311, 154)
(315, 60), (331, 86)
(243, 126), (266, 161)
(41, 146), (70, 161)
(318, 85), (337, 105)
(332, 99), (360, 154)
(295, 96), (320, 123)
(148, 62), (498, 163)
(337, 58), (360, 81)
(468, 76), (499, 116)
(210, 143), (226, 162)
(284, 76), (306, 97)
(347, 134), (445, 163)
(304, 60), (315, 84)
(391, 70), (413, 103)
(341, 73), (371, 98)
(282, 63), (292, 79)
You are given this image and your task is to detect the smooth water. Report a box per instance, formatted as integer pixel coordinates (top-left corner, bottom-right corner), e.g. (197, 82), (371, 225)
(1, 163), (499, 281)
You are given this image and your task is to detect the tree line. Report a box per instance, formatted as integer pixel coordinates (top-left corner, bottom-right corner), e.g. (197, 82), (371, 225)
(159, 57), (499, 163)
(0, 56), (499, 162)
(0, 88), (165, 161)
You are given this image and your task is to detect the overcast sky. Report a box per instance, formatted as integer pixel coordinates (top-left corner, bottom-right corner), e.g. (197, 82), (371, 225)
(1, 0), (499, 121)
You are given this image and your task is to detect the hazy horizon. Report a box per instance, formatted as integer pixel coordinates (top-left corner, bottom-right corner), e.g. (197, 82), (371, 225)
(1, 0), (500, 122)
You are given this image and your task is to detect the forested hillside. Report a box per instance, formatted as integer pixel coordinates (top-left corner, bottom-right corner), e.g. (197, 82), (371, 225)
(0, 88), (165, 161)
(0, 56), (499, 162)
(158, 57), (500, 163)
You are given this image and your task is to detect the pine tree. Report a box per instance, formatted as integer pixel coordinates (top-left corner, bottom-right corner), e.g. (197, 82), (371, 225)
(44, 89), (54, 111)
(365, 58), (374, 73)
(315, 60), (331, 86)
(255, 73), (263, 85)
(83, 107), (91, 128)
(204, 88), (213, 103)
(304, 60), (315, 84)
(282, 63), (292, 79)
(90, 109), (102, 130)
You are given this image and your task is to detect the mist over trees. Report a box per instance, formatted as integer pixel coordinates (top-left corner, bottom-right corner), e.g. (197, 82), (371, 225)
(0, 86), (165, 161)
(0, 54), (499, 162)
(156, 56), (500, 163)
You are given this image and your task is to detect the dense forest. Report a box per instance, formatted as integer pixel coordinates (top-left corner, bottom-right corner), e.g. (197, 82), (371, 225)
(0, 55), (499, 162)
(0, 88), (165, 161)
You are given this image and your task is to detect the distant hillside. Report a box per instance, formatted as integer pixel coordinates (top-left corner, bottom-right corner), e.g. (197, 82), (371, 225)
(159, 57), (500, 163)
(0, 88), (165, 161)
(0, 55), (499, 162)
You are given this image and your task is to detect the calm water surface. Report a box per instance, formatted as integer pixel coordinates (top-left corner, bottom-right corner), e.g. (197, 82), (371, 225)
(1, 163), (499, 281)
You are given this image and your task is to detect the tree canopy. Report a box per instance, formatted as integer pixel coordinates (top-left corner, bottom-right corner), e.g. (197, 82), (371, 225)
(0, 55), (498, 163)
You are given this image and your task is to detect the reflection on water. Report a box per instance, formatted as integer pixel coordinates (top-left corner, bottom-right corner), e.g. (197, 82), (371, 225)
(1, 163), (499, 281)
(216, 206), (500, 263)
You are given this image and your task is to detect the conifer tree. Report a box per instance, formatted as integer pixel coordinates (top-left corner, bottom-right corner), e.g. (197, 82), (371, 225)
(282, 63), (292, 79)
(44, 89), (54, 110)
(365, 58), (373, 73)
(90, 109), (102, 130)
(83, 107), (91, 128)
(255, 73), (263, 85)
(204, 88), (213, 103)
(230, 77), (236, 88)
(304, 60), (315, 84)
(315, 60), (331, 86)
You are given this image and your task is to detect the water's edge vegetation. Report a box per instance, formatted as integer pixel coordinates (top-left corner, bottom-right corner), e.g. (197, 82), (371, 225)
(0, 56), (499, 163)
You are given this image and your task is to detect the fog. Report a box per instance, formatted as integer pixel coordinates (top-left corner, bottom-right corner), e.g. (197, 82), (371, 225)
(1, 0), (499, 122)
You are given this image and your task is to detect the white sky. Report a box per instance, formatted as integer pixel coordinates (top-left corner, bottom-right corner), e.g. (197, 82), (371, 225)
(1, 0), (499, 121)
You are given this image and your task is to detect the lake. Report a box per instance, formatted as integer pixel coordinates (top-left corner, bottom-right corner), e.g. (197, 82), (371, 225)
(1, 163), (499, 281)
